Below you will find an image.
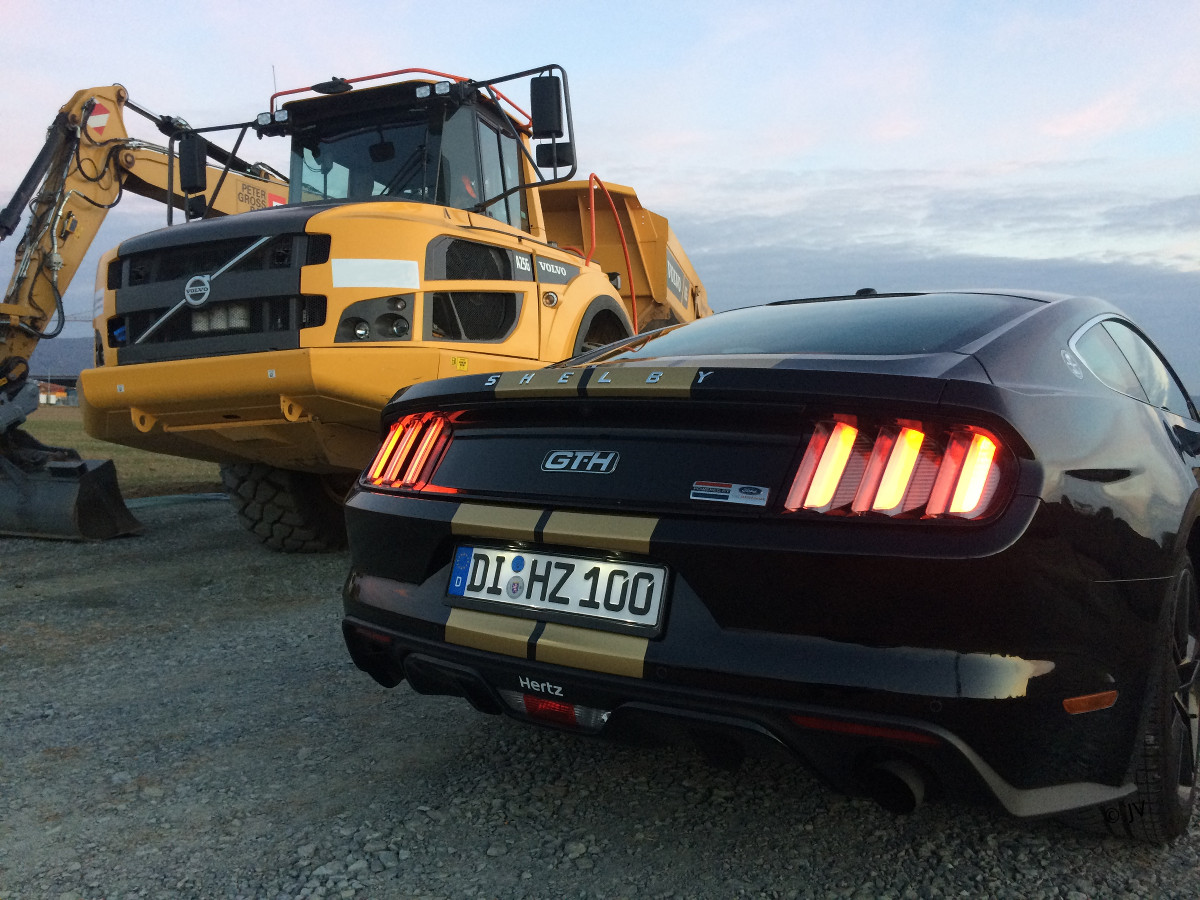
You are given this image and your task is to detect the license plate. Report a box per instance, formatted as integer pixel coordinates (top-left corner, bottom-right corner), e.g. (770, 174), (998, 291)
(447, 546), (666, 630)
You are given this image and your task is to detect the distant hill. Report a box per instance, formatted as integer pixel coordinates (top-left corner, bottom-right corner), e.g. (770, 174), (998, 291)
(28, 336), (93, 379)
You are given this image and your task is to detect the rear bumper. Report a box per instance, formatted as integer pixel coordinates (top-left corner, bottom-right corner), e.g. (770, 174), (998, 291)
(342, 609), (1134, 818)
(341, 488), (1165, 815)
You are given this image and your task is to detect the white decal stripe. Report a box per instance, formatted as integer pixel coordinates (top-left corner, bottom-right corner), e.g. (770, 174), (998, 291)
(331, 259), (420, 289)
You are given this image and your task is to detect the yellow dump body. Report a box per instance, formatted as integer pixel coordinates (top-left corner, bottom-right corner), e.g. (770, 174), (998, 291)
(538, 180), (712, 331)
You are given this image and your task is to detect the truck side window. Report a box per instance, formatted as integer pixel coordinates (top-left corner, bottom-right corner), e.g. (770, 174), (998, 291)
(500, 125), (525, 230)
(436, 108), (481, 211)
(477, 118), (523, 229)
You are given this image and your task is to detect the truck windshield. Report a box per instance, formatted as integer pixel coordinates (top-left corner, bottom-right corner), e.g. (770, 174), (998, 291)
(291, 106), (493, 207)
(290, 107), (444, 204)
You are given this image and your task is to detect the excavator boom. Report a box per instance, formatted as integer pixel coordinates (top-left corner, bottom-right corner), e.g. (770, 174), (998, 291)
(1, 85), (285, 539)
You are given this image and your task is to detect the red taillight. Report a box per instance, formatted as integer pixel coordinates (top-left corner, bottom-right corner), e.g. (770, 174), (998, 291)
(497, 690), (611, 730)
(365, 412), (453, 490)
(784, 419), (860, 512)
(522, 695), (579, 726)
(784, 417), (1006, 520)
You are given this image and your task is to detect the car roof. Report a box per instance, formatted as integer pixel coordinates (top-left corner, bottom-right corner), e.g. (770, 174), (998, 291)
(766, 288), (1078, 307)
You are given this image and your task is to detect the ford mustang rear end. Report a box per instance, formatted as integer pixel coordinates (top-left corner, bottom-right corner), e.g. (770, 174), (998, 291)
(341, 290), (1200, 841)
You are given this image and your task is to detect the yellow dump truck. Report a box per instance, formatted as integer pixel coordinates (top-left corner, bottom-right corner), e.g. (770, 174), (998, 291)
(79, 64), (710, 550)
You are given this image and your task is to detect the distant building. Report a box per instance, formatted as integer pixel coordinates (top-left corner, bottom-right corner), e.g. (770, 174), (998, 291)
(38, 382), (74, 406)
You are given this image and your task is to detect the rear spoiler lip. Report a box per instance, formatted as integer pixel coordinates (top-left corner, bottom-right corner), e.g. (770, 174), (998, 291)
(380, 356), (999, 426)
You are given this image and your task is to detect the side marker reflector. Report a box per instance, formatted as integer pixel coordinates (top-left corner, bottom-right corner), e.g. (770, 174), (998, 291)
(789, 714), (941, 746)
(1062, 690), (1118, 714)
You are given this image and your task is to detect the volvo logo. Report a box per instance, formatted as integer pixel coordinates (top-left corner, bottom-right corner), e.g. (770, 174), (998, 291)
(537, 259), (569, 278)
(541, 450), (620, 473)
(184, 274), (212, 307)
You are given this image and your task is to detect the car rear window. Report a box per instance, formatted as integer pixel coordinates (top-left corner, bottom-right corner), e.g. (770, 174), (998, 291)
(601, 293), (1041, 359)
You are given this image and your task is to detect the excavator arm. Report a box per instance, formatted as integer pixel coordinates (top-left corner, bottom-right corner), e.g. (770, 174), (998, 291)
(0, 85), (286, 539)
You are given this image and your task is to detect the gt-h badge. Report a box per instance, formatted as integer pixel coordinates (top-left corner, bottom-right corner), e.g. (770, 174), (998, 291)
(541, 450), (620, 473)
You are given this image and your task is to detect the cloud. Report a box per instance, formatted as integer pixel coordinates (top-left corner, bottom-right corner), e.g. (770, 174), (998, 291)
(1101, 195), (1200, 234)
(627, 159), (1200, 274)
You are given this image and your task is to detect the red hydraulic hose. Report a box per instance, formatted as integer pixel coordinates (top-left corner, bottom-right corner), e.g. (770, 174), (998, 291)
(583, 173), (638, 334)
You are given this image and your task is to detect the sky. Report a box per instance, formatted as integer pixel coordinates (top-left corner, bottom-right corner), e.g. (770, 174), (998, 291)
(3, 0), (1198, 386)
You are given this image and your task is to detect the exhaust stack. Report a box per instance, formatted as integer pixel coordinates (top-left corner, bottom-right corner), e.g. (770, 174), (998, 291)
(864, 760), (926, 815)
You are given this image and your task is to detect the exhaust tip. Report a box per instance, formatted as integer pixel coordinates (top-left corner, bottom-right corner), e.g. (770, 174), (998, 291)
(864, 759), (926, 815)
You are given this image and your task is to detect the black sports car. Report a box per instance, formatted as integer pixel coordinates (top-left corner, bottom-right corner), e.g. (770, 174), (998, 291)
(341, 289), (1200, 842)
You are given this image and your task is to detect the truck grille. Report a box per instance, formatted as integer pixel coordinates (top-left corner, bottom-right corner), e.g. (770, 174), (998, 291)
(105, 230), (329, 365)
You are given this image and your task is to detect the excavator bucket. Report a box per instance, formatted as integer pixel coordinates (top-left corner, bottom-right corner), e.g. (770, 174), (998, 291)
(0, 458), (142, 541)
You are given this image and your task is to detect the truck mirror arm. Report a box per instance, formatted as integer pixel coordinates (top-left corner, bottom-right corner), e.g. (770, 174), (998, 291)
(469, 69), (577, 215)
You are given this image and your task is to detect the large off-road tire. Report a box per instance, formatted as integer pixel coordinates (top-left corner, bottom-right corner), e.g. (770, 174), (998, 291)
(1065, 555), (1199, 842)
(220, 463), (350, 553)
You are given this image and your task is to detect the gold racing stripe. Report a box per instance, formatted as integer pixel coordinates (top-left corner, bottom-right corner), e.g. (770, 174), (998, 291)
(535, 623), (648, 679)
(451, 503), (543, 542)
(541, 510), (657, 555)
(584, 366), (699, 398)
(445, 608), (535, 659)
(492, 368), (586, 398)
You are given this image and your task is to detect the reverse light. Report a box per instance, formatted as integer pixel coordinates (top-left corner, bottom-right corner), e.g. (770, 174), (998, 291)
(785, 417), (1007, 520)
(365, 412), (453, 490)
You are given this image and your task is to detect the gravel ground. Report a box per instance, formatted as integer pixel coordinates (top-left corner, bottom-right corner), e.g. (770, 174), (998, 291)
(2, 496), (1199, 899)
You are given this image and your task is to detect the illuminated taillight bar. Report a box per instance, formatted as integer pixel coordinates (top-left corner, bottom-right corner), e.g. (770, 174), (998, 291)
(367, 416), (413, 483)
(379, 416), (426, 484)
(365, 412), (453, 490)
(925, 431), (999, 519)
(951, 433), (997, 514)
(400, 415), (447, 486)
(787, 418), (1005, 521)
(875, 426), (925, 512)
(784, 420), (859, 512)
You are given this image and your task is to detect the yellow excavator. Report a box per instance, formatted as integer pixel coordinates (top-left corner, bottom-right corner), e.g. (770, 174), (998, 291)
(1, 85), (290, 539)
(4, 65), (710, 547)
